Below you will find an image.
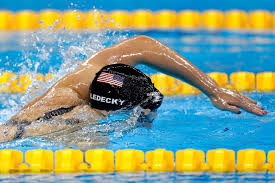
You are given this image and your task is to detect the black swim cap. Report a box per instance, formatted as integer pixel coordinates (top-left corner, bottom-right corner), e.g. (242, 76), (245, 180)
(89, 64), (163, 111)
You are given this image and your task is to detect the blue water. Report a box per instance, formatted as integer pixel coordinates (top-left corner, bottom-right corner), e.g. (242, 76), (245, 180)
(2, 172), (275, 182)
(0, 30), (275, 182)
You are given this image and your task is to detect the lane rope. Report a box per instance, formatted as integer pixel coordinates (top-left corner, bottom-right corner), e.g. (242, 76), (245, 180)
(0, 148), (274, 173)
(0, 9), (274, 30)
(1, 72), (274, 94)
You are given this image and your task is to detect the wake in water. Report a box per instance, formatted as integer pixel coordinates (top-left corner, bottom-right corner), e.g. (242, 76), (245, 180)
(0, 105), (147, 150)
(37, 106), (147, 150)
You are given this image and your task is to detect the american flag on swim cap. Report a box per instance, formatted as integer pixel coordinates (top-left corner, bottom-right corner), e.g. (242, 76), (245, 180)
(97, 72), (124, 87)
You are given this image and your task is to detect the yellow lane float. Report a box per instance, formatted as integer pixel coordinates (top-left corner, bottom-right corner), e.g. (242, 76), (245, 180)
(225, 10), (248, 29)
(131, 10), (154, 29)
(154, 10), (177, 29)
(151, 73), (176, 95)
(249, 10), (272, 30)
(176, 80), (201, 95)
(54, 149), (84, 173)
(36, 73), (44, 81)
(86, 149), (114, 172)
(176, 149), (205, 171)
(39, 10), (62, 30)
(201, 10), (224, 29)
(267, 151), (275, 172)
(0, 150), (23, 173)
(0, 11), (14, 30)
(15, 10), (39, 30)
(207, 149), (235, 172)
(230, 72), (255, 91)
(207, 72), (228, 87)
(115, 149), (144, 172)
(24, 149), (53, 173)
(237, 149), (266, 172)
(273, 13), (275, 30)
(0, 72), (15, 92)
(18, 74), (31, 92)
(145, 149), (174, 172)
(62, 10), (84, 30)
(0, 72), (20, 93)
(256, 72), (275, 91)
(109, 10), (130, 29)
(45, 73), (54, 81)
(85, 10), (108, 29)
(177, 10), (200, 29)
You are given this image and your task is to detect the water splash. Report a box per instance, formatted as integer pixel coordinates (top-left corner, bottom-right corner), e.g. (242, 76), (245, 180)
(0, 28), (129, 119)
(0, 18), (134, 148)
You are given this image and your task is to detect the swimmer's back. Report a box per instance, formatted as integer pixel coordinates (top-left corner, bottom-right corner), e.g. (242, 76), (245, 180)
(11, 61), (106, 122)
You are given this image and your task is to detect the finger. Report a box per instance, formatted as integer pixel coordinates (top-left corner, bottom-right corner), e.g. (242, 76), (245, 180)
(242, 95), (257, 104)
(224, 104), (241, 114)
(239, 103), (265, 116)
(246, 103), (262, 110)
(229, 99), (262, 110)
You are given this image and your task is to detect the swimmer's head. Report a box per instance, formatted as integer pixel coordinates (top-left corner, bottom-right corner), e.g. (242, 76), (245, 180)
(89, 64), (163, 112)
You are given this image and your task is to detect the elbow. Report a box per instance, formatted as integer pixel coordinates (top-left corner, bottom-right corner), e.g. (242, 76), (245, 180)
(114, 35), (157, 66)
(132, 35), (155, 43)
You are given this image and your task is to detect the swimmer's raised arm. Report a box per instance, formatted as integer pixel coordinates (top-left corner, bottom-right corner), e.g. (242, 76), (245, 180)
(87, 35), (267, 116)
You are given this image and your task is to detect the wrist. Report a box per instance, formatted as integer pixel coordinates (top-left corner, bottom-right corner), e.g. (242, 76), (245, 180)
(202, 83), (223, 98)
(203, 75), (223, 97)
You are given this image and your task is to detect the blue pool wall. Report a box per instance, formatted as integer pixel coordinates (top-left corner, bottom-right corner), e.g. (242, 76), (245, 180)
(1, 0), (275, 11)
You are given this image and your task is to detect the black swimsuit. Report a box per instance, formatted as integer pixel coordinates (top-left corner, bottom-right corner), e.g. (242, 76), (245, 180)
(37, 106), (76, 121)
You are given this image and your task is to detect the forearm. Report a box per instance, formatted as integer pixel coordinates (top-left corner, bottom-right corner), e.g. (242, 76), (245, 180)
(134, 36), (220, 96)
(90, 35), (220, 97)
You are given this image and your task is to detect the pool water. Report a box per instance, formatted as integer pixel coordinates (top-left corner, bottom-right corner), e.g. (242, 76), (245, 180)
(0, 30), (274, 182)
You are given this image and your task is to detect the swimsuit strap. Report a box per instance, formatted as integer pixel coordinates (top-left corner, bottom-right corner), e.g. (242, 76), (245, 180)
(37, 106), (76, 121)
(6, 106), (77, 140)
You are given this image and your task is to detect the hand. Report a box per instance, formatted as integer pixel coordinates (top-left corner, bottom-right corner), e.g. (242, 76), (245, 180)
(210, 86), (268, 116)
